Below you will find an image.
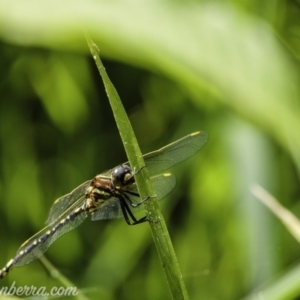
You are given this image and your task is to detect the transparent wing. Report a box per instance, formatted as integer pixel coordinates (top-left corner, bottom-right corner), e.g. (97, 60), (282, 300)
(141, 131), (208, 176)
(46, 180), (91, 225)
(91, 173), (176, 221)
(14, 196), (88, 267)
(90, 196), (121, 221)
(46, 132), (207, 225)
(149, 173), (176, 201)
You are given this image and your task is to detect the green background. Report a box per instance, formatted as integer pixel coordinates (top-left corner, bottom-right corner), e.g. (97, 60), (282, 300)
(1, 1), (300, 299)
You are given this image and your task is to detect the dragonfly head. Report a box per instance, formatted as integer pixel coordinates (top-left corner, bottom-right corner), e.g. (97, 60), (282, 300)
(112, 164), (135, 188)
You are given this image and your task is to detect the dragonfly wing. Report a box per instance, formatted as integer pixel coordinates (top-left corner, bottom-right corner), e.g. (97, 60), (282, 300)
(149, 173), (176, 200)
(14, 197), (88, 267)
(142, 131), (208, 176)
(47, 132), (205, 224)
(91, 173), (176, 221)
(91, 197), (123, 221)
(46, 180), (91, 225)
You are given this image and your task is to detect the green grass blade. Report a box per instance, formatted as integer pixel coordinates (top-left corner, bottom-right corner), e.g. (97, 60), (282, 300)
(85, 34), (189, 300)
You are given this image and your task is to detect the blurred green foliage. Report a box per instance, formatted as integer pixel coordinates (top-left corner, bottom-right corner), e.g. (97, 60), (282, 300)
(1, 0), (300, 299)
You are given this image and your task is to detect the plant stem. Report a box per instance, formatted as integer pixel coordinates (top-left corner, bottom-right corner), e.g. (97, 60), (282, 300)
(85, 34), (189, 300)
(39, 256), (89, 300)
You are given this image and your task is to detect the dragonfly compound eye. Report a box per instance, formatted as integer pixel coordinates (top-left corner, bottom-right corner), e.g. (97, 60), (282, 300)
(112, 165), (134, 187)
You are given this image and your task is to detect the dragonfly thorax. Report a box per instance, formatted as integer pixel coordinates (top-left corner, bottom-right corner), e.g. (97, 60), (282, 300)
(86, 177), (114, 203)
(85, 165), (135, 208)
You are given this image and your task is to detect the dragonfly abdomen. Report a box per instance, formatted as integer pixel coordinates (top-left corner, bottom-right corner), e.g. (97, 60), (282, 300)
(0, 204), (88, 280)
(0, 259), (14, 279)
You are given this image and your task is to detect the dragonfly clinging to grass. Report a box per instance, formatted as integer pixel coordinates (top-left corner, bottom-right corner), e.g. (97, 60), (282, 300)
(0, 131), (208, 280)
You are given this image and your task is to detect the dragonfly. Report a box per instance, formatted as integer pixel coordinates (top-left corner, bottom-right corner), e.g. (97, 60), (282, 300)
(0, 131), (208, 280)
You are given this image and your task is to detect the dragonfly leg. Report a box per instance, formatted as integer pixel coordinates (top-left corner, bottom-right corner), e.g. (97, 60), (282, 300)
(124, 193), (156, 208)
(127, 165), (146, 182)
(125, 190), (140, 197)
(140, 194), (156, 204)
(119, 196), (148, 225)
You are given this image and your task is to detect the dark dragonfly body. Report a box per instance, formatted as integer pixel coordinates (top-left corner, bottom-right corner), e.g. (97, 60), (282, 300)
(0, 131), (208, 280)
